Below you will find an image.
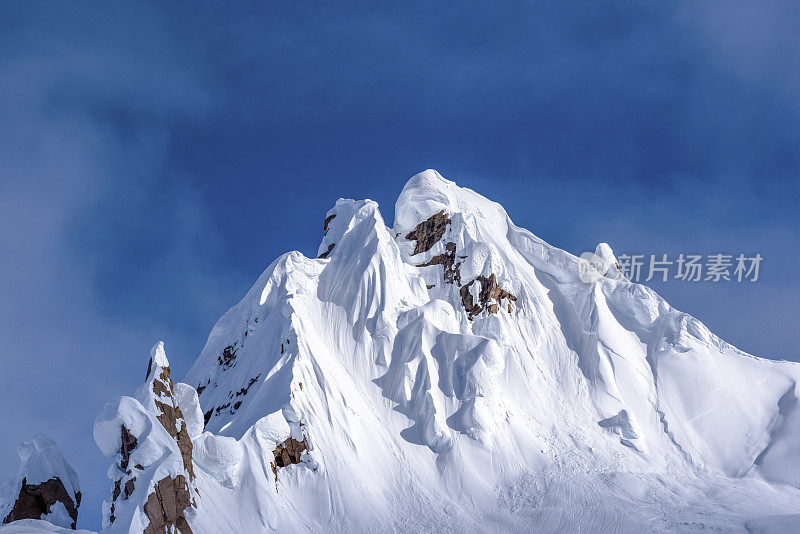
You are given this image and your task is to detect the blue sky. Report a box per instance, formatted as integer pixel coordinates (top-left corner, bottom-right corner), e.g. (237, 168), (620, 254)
(1, 1), (799, 529)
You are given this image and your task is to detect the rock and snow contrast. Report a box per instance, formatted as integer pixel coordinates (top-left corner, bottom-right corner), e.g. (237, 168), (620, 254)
(0, 434), (82, 530)
(6, 169), (800, 533)
(93, 341), (199, 533)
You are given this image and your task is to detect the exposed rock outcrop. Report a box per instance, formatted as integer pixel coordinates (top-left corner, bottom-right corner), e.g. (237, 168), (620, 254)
(270, 437), (308, 476)
(405, 210), (450, 255)
(0, 434), (81, 530)
(119, 426), (137, 470)
(95, 342), (199, 532)
(323, 214), (336, 235)
(123, 478), (135, 500)
(217, 345), (237, 370)
(139, 345), (197, 531)
(459, 274), (517, 319)
(145, 344), (195, 480)
(318, 243), (335, 259)
(3, 477), (80, 529)
(143, 475), (193, 534)
(418, 242), (461, 285)
(108, 425), (139, 524)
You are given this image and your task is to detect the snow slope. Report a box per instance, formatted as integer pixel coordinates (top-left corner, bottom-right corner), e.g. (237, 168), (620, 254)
(0, 519), (96, 534)
(94, 169), (800, 533)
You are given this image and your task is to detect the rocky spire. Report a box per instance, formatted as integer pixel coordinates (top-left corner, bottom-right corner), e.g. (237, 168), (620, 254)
(137, 341), (195, 480)
(95, 341), (201, 533)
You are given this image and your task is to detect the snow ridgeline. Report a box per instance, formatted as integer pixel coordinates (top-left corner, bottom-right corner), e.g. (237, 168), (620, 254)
(5, 169), (800, 533)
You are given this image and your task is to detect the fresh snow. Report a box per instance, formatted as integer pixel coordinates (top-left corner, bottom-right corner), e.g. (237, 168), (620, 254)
(0, 519), (95, 534)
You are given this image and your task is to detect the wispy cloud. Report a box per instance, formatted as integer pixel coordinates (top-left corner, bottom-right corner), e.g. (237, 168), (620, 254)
(0, 3), (237, 528)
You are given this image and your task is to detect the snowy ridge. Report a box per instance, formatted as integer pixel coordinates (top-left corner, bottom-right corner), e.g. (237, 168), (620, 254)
(70, 169), (800, 533)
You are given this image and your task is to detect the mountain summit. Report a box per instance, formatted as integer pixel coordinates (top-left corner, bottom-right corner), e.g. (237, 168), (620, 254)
(179, 170), (800, 532)
(6, 170), (800, 533)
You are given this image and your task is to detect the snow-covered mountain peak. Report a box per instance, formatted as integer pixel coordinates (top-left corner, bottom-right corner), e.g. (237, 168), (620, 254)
(52, 169), (800, 532)
(14, 435), (79, 500)
(394, 169), (511, 252)
(395, 169), (501, 222)
(594, 242), (617, 265)
(145, 342), (168, 377)
(316, 198), (381, 259)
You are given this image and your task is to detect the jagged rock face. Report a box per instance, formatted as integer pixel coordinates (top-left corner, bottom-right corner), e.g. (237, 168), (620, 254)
(323, 214), (336, 235)
(405, 210), (450, 254)
(119, 426), (137, 470)
(318, 243), (335, 259)
(402, 206), (515, 320)
(137, 348), (197, 532)
(123, 478), (136, 500)
(95, 342), (200, 532)
(143, 475), (193, 534)
(418, 242), (461, 285)
(217, 345), (237, 369)
(319, 214), (338, 257)
(3, 477), (80, 529)
(0, 434), (81, 530)
(108, 426), (141, 525)
(459, 274), (517, 319)
(414, 235), (515, 319)
(270, 437), (308, 476)
(147, 361), (195, 480)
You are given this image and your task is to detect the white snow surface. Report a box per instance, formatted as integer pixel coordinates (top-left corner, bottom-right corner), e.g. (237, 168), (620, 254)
(0, 434), (81, 530)
(93, 169), (800, 533)
(0, 519), (95, 534)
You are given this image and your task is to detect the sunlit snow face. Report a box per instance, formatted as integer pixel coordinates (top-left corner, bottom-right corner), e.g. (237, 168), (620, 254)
(577, 251), (611, 284)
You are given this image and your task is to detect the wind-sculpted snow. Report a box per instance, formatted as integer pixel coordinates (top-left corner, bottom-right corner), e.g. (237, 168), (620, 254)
(81, 169), (800, 532)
